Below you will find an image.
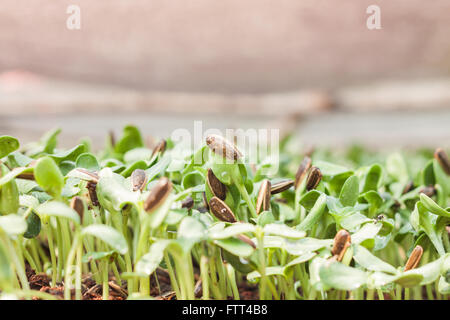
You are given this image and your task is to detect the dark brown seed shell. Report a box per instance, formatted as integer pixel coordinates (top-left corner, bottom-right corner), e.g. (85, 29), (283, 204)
(131, 169), (148, 192)
(236, 234), (257, 249)
(434, 148), (450, 175)
(404, 245), (423, 271)
(331, 229), (351, 262)
(86, 181), (100, 207)
(274, 198), (288, 204)
(194, 280), (202, 298)
(207, 168), (227, 200)
(419, 185), (436, 197)
(295, 157), (312, 189)
(181, 196), (194, 210)
(256, 180), (271, 215)
(205, 134), (242, 161)
(16, 171), (35, 181)
(306, 166), (322, 191)
(209, 196), (237, 223)
(151, 139), (167, 157)
(144, 177), (172, 213)
(402, 181), (414, 195)
(70, 196), (84, 220)
(270, 180), (294, 195)
(202, 192), (210, 211)
(156, 291), (177, 300)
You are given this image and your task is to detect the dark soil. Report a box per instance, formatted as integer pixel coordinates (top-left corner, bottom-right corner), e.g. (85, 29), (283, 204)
(25, 264), (259, 300)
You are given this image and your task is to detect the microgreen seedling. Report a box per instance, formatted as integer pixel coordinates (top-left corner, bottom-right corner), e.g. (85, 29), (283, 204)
(0, 127), (448, 300)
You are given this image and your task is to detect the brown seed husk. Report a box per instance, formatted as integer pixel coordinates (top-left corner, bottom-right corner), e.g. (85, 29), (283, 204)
(256, 180), (271, 215)
(434, 148), (450, 175)
(402, 181), (414, 195)
(194, 280), (202, 298)
(207, 168), (226, 200)
(306, 166), (322, 191)
(70, 196), (84, 220)
(131, 169), (148, 192)
(151, 139), (167, 157)
(181, 196), (194, 210)
(202, 192), (210, 211)
(295, 157), (312, 189)
(86, 181), (99, 207)
(236, 234), (257, 249)
(209, 196), (237, 223)
(419, 185), (436, 197)
(331, 229), (351, 262)
(404, 245), (424, 271)
(205, 134), (242, 161)
(270, 180), (294, 195)
(144, 177), (172, 213)
(16, 171), (35, 180)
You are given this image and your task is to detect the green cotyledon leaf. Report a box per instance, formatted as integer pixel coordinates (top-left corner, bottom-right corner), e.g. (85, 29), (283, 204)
(339, 175), (359, 207)
(0, 136), (19, 159)
(362, 164), (382, 193)
(353, 244), (397, 274)
(96, 171), (139, 214)
(75, 153), (100, 172)
(114, 125), (144, 155)
(419, 194), (450, 218)
(297, 193), (327, 232)
(36, 201), (80, 225)
(319, 261), (368, 291)
(50, 145), (86, 164)
(0, 214), (27, 236)
(0, 165), (20, 215)
(135, 240), (170, 275)
(412, 202), (445, 256)
(214, 238), (254, 258)
(81, 224), (128, 255)
(34, 157), (64, 199)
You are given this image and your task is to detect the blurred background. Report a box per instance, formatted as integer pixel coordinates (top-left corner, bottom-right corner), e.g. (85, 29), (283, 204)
(1, 0), (450, 150)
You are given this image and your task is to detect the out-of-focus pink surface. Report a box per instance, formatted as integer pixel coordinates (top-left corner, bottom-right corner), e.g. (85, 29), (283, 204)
(1, 0), (449, 93)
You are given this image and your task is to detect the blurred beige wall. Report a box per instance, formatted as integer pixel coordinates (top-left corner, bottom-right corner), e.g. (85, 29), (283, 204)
(1, 0), (450, 93)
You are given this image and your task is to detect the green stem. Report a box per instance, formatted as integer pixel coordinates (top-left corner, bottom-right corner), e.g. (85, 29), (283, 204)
(435, 280), (442, 300)
(35, 239), (49, 265)
(208, 255), (223, 299)
(23, 247), (39, 273)
(0, 231), (30, 292)
(377, 289), (384, 300)
(236, 183), (257, 219)
(395, 284), (402, 300)
(102, 259), (109, 300)
(226, 264), (240, 300)
(367, 288), (374, 300)
(29, 240), (42, 272)
(44, 224), (57, 286)
(64, 233), (81, 300)
(164, 252), (181, 299)
(75, 243), (82, 300)
(200, 256), (210, 300)
(55, 220), (64, 282)
(111, 262), (122, 286)
(426, 284), (434, 300)
(256, 228), (267, 300)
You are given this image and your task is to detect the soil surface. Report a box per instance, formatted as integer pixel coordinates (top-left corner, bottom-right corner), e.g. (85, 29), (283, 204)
(25, 265), (259, 300)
